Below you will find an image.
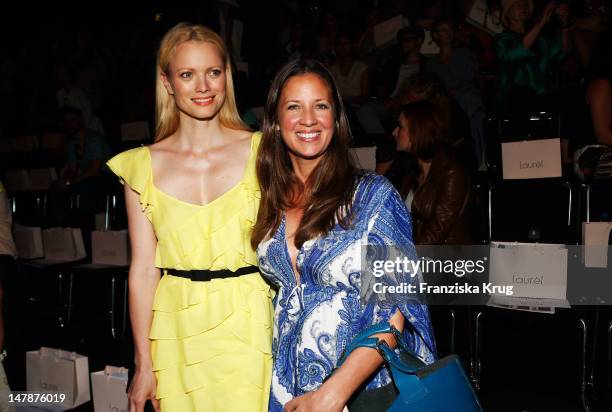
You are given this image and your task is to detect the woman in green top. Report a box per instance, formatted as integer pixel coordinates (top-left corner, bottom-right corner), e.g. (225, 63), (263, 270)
(495, 0), (571, 114)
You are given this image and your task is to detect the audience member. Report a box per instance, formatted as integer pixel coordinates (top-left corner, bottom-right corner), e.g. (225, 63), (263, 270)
(357, 27), (425, 134)
(0, 180), (15, 410)
(55, 65), (105, 135)
(316, 11), (340, 65)
(392, 101), (472, 245)
(59, 106), (111, 188)
(585, 31), (612, 147)
(355, 7), (383, 68)
(376, 71), (474, 179)
(572, 0), (610, 70)
(427, 19), (487, 169)
(495, 0), (571, 115)
(329, 33), (371, 107)
(383, 26), (427, 99)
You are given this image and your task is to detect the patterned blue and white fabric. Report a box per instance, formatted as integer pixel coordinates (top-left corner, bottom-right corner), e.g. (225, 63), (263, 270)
(256, 172), (437, 411)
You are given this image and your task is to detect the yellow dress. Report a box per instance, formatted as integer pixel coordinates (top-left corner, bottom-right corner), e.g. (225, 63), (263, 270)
(106, 132), (273, 411)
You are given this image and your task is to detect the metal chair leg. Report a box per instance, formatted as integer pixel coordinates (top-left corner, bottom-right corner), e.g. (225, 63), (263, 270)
(110, 274), (117, 340)
(578, 318), (592, 412)
(449, 308), (456, 355)
(470, 310), (483, 390)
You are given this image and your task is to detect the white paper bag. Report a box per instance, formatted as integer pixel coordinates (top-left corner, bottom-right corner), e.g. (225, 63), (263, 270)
(501, 138), (562, 179)
(374, 15), (407, 48)
(43, 227), (86, 262)
(489, 241), (568, 300)
(91, 366), (129, 412)
(120, 121), (150, 141)
(583, 222), (612, 268)
(91, 230), (130, 266)
(26, 347), (90, 411)
(349, 147), (376, 171)
(13, 224), (44, 259)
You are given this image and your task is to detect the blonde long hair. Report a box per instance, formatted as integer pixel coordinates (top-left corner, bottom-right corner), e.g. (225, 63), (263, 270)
(155, 22), (248, 141)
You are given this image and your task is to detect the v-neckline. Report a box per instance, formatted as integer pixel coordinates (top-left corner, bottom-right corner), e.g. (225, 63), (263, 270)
(281, 213), (303, 287)
(145, 133), (256, 208)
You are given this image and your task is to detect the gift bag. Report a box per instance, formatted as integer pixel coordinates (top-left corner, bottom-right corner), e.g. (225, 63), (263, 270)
(13, 224), (44, 259)
(42, 227), (86, 262)
(583, 222), (612, 268)
(91, 366), (129, 412)
(26, 347), (90, 411)
(91, 230), (130, 266)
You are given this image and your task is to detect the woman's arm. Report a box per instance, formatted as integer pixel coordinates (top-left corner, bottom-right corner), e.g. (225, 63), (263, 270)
(524, 2), (556, 50)
(285, 181), (435, 411)
(587, 79), (612, 147)
(124, 184), (161, 412)
(496, 3), (556, 62)
(284, 311), (405, 412)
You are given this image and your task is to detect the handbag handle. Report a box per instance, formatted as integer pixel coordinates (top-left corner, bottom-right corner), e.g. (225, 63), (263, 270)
(337, 323), (425, 370)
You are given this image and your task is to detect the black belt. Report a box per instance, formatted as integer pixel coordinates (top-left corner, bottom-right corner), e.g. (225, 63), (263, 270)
(165, 265), (259, 282)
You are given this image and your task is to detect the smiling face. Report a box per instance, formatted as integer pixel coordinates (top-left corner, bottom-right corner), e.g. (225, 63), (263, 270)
(162, 41), (227, 120)
(277, 73), (335, 167)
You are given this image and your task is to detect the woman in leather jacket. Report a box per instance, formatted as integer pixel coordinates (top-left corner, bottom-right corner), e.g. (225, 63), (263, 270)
(392, 101), (472, 245)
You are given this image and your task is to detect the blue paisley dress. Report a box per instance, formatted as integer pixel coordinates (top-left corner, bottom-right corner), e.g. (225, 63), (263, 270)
(256, 173), (436, 411)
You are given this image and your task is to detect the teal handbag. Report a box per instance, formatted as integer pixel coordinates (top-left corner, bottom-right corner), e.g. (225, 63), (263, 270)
(338, 322), (483, 412)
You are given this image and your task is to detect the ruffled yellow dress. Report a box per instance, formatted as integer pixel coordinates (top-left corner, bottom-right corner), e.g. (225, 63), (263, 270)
(106, 132), (273, 411)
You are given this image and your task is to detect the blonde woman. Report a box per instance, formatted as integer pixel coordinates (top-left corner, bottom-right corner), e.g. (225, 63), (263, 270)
(107, 23), (272, 412)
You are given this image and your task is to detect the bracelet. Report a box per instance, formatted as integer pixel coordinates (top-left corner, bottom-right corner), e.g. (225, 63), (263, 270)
(0, 350), (6, 361)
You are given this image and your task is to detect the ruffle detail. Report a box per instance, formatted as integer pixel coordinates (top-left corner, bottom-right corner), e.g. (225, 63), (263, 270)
(155, 182), (260, 270)
(156, 363), (271, 411)
(106, 146), (154, 221)
(150, 273), (273, 400)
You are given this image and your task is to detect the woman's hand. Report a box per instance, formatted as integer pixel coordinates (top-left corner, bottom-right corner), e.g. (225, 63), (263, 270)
(283, 388), (345, 412)
(539, 2), (558, 27)
(128, 367), (160, 412)
(555, 3), (570, 27)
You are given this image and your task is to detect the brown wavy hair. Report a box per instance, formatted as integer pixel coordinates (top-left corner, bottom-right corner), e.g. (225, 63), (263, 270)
(251, 59), (356, 249)
(399, 101), (446, 162)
